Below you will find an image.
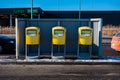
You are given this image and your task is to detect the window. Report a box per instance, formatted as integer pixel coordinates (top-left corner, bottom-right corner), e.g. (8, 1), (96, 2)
(115, 32), (120, 37)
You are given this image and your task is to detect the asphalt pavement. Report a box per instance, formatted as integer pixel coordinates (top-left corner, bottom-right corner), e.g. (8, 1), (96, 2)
(0, 64), (120, 80)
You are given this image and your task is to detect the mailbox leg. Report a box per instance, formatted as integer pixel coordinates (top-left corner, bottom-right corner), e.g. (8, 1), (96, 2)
(38, 45), (40, 58)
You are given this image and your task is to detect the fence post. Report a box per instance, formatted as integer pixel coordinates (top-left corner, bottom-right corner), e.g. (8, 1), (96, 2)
(0, 26), (1, 34)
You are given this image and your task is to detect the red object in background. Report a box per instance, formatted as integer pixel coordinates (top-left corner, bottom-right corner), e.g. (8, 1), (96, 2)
(111, 32), (120, 51)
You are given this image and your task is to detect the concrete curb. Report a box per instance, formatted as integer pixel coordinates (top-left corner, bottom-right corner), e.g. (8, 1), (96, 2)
(0, 59), (120, 65)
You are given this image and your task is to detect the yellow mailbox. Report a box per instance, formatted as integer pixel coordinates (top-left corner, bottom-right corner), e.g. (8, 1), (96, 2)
(78, 26), (92, 45)
(26, 27), (40, 45)
(52, 26), (66, 45)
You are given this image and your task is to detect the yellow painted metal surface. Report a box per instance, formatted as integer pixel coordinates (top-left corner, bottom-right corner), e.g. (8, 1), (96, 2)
(26, 27), (40, 45)
(78, 26), (92, 45)
(52, 26), (66, 45)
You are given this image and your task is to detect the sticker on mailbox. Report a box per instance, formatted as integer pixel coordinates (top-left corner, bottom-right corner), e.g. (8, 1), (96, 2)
(27, 30), (37, 36)
(54, 30), (64, 36)
(81, 30), (91, 36)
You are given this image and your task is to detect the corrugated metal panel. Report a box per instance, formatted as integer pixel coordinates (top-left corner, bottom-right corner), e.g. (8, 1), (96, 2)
(39, 21), (57, 55)
(17, 20), (26, 56)
(61, 21), (89, 55)
(27, 45), (39, 56)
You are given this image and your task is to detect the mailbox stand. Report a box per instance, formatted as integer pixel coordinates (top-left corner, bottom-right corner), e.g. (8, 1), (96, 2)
(25, 27), (40, 59)
(51, 26), (66, 59)
(51, 45), (66, 59)
(77, 26), (92, 59)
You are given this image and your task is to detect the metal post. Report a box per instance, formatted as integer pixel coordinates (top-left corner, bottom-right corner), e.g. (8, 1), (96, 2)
(10, 14), (12, 27)
(38, 14), (40, 19)
(31, 0), (33, 19)
(77, 44), (79, 58)
(51, 44), (53, 58)
(0, 26), (1, 34)
(89, 45), (92, 58)
(25, 45), (27, 59)
(58, 21), (60, 26)
(38, 45), (40, 58)
(79, 0), (81, 19)
(64, 45), (66, 58)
